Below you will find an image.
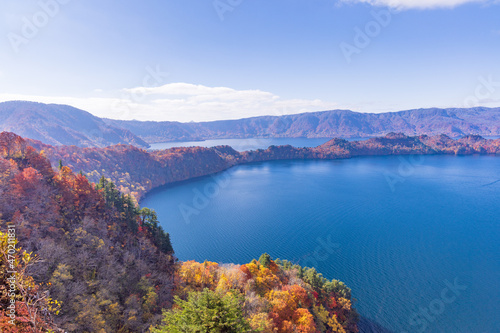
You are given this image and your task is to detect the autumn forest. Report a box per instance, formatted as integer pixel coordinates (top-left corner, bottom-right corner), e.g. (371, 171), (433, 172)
(1, 130), (500, 332)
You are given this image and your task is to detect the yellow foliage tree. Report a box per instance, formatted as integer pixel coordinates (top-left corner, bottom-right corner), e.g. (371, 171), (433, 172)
(292, 308), (316, 333)
(249, 312), (276, 333)
(244, 262), (280, 296)
(178, 260), (219, 294)
(328, 314), (347, 333)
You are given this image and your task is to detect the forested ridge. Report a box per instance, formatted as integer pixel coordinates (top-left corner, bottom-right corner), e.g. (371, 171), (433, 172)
(0, 132), (176, 332)
(0, 101), (149, 148)
(20, 132), (500, 201)
(0, 132), (360, 332)
(103, 107), (500, 142)
(2, 101), (498, 147)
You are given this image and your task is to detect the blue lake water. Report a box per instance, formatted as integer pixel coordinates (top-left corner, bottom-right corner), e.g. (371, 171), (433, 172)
(148, 137), (334, 151)
(141, 155), (500, 333)
(148, 136), (498, 152)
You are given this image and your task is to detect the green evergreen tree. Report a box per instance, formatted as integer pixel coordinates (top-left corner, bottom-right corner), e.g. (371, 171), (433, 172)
(97, 175), (107, 190)
(139, 208), (173, 253)
(324, 280), (352, 299)
(151, 289), (250, 333)
(303, 268), (324, 292)
(258, 253), (272, 268)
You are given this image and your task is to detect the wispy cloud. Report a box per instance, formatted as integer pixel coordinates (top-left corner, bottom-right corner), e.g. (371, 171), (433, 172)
(118, 83), (343, 122)
(0, 83), (343, 122)
(338, 0), (496, 10)
(2, 81), (499, 122)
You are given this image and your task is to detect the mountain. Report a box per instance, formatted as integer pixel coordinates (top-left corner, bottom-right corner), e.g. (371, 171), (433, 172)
(0, 101), (149, 148)
(105, 107), (500, 143)
(2, 100), (499, 148)
(0, 132), (175, 331)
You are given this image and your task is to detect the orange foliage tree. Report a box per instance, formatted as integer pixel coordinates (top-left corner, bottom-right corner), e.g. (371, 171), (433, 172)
(171, 255), (359, 333)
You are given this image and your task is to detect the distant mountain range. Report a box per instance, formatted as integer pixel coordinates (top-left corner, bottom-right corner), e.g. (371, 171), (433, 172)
(1, 101), (499, 147)
(0, 101), (149, 148)
(105, 107), (500, 143)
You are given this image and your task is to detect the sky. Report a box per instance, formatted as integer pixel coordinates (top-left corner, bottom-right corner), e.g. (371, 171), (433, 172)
(0, 0), (499, 122)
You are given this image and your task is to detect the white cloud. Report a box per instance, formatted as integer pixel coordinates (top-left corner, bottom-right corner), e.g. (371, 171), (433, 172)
(0, 83), (343, 122)
(3, 82), (498, 122)
(117, 83), (341, 121)
(339, 0), (495, 10)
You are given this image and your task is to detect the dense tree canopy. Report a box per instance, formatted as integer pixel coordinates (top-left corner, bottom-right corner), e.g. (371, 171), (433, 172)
(0, 133), (175, 332)
(0, 231), (60, 332)
(154, 256), (360, 333)
(151, 289), (250, 333)
(21, 131), (500, 201)
(0, 132), (361, 332)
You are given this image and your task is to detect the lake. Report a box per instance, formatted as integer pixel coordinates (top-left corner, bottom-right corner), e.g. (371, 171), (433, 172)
(148, 136), (498, 152)
(149, 137), (334, 151)
(141, 155), (500, 333)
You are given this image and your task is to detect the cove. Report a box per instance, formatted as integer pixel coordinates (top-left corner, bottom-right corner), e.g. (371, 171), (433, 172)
(141, 155), (500, 333)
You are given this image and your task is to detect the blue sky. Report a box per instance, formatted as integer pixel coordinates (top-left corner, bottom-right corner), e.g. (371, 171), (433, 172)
(0, 0), (499, 121)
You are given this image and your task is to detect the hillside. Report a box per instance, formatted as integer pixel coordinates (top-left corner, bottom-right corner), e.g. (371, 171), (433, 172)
(0, 132), (175, 331)
(0, 132), (360, 332)
(19, 132), (500, 201)
(106, 107), (500, 143)
(25, 138), (237, 199)
(1, 101), (499, 148)
(1, 131), (499, 331)
(0, 101), (149, 148)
